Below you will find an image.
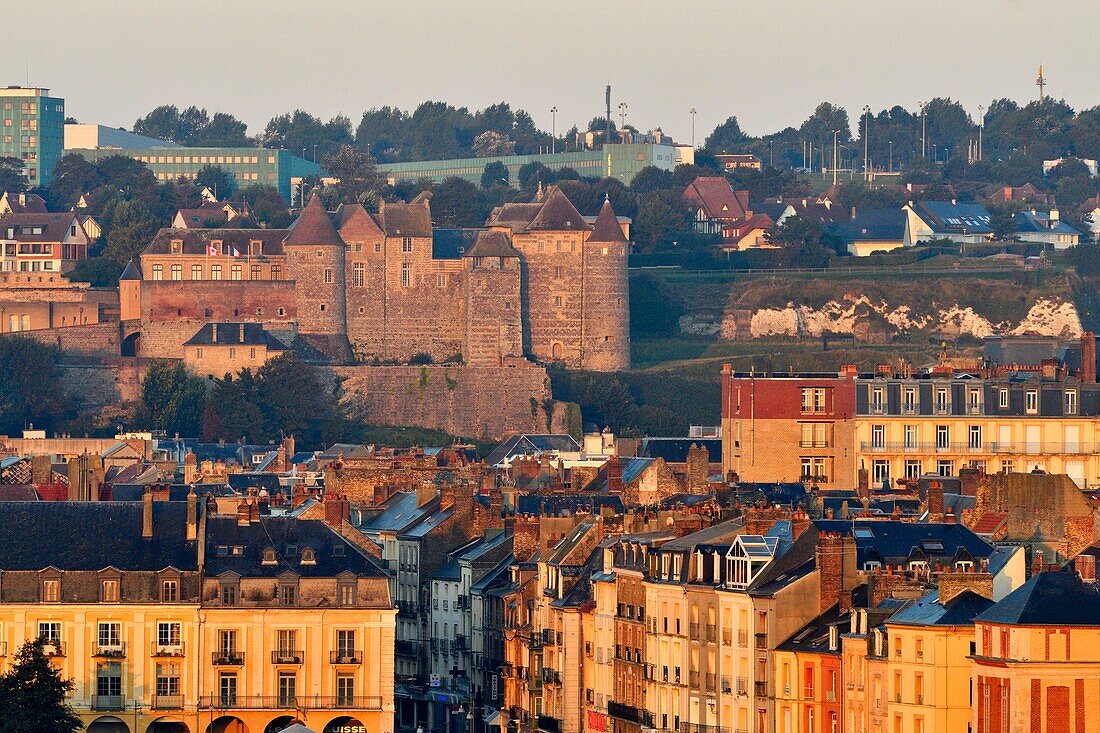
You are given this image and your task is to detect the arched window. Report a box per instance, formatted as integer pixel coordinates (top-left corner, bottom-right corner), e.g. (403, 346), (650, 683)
(261, 547), (277, 565)
(300, 547), (316, 565)
(551, 342), (563, 359)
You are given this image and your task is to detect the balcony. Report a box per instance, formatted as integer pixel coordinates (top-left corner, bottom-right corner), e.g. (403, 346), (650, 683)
(799, 439), (830, 448)
(330, 649), (363, 664)
(755, 632), (767, 649)
(211, 651), (245, 666)
(736, 677), (748, 696)
(689, 623), (700, 640)
(754, 681), (767, 697)
(800, 474), (828, 484)
(151, 695), (183, 710)
(453, 635), (468, 652)
(737, 630), (748, 647)
(705, 624), (716, 643)
(680, 723), (730, 733)
(91, 694), (125, 711)
(93, 643), (126, 658)
(456, 595), (470, 610)
(607, 700), (653, 727)
(721, 676), (732, 693)
(537, 714), (562, 733)
(803, 687), (814, 699)
(722, 629), (732, 645)
(397, 600), (418, 618)
(541, 668), (561, 685)
(689, 671), (700, 687)
(150, 642), (184, 657)
(826, 690), (836, 702)
(198, 695), (383, 710)
(706, 673), (716, 691)
(395, 640), (419, 656)
(270, 649), (304, 664)
(43, 641), (65, 657)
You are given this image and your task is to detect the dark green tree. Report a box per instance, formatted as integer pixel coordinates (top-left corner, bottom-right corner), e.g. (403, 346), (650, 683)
(0, 156), (27, 193)
(0, 638), (82, 733)
(431, 177), (484, 228)
(481, 161), (510, 189)
(137, 360), (206, 437)
(518, 161), (552, 190)
(704, 116), (749, 153)
(255, 355), (344, 449)
(988, 209), (1018, 241)
(67, 257), (123, 287)
(320, 145), (385, 206)
(629, 166), (676, 195)
(46, 153), (104, 208)
(194, 165), (237, 198)
(0, 336), (68, 436)
(237, 184), (292, 226)
(632, 189), (691, 251)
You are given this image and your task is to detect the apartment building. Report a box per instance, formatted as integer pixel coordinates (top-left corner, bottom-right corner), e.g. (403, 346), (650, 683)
(0, 86), (65, 185)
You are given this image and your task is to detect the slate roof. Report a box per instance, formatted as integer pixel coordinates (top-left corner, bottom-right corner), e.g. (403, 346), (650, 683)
(683, 177), (750, 220)
(888, 589), (993, 626)
(0, 501), (199, 571)
(775, 604), (847, 654)
(358, 491), (437, 534)
(432, 228), (479, 259)
(588, 198), (629, 243)
(381, 201), (432, 237)
(285, 194), (343, 246)
(432, 556), (462, 581)
(0, 485), (38, 501)
(832, 208), (907, 244)
(1015, 210), (1081, 236)
(526, 187), (589, 232)
(812, 519), (993, 566)
(465, 230), (520, 258)
(0, 191), (48, 214)
(910, 201), (993, 234)
(515, 493), (624, 516)
(637, 437), (721, 463)
(142, 228), (289, 256)
(183, 322), (287, 349)
(485, 434), (580, 466)
(585, 457), (657, 492)
(0, 212), (84, 242)
(119, 259), (142, 280)
(486, 203), (544, 233)
(205, 515), (386, 577)
(974, 571), (1100, 625)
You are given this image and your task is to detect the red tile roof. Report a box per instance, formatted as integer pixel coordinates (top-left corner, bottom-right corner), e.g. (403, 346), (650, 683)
(683, 177), (749, 220)
(972, 511), (1007, 535)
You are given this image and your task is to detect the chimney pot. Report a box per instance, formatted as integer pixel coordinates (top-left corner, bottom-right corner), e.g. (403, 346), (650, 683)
(142, 489), (154, 539)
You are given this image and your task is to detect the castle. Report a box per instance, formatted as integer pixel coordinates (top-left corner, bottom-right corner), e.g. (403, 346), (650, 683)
(120, 185), (630, 373)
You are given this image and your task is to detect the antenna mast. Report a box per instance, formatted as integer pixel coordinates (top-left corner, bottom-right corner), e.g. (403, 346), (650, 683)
(605, 84), (612, 145)
(1036, 65), (1047, 105)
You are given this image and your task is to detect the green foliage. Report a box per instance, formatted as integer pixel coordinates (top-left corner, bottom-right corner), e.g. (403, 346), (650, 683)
(320, 144), (385, 206)
(629, 274), (684, 337)
(137, 360), (206, 437)
(262, 109), (353, 160)
(481, 161), (510, 189)
(0, 156), (27, 193)
(0, 336), (68, 436)
(67, 256), (123, 287)
(201, 354), (344, 449)
(194, 165), (237, 198)
(0, 638), (83, 733)
(237, 184), (293, 226)
(409, 352), (434, 365)
(133, 104), (249, 146)
(632, 189), (692, 251)
(704, 116), (749, 153)
(431, 177), (484, 227)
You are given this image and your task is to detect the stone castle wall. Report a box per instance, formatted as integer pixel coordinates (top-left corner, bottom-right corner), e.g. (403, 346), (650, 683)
(20, 321), (120, 357)
(331, 361), (567, 439)
(580, 237), (631, 371)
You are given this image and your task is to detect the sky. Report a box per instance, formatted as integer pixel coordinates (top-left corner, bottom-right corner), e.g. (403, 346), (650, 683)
(9, 0), (1100, 145)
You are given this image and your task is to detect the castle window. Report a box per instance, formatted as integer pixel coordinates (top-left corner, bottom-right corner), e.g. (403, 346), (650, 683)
(249, 348), (257, 360)
(437, 274), (446, 287)
(320, 304), (327, 312)
(316, 250), (323, 257)
(554, 266), (562, 279)
(191, 264), (202, 280)
(358, 307), (364, 314)
(354, 243), (361, 252)
(170, 239), (183, 254)
(262, 548), (277, 565)
(401, 237), (413, 253)
(401, 262), (411, 287)
(553, 296), (562, 307)
(374, 243), (381, 253)
(300, 547), (316, 565)
(249, 240), (262, 256)
(277, 307), (286, 317)
(211, 264), (222, 280)
(352, 263), (364, 287)
(152, 264), (163, 280)
(230, 265), (242, 280)
(229, 348), (236, 359)
(161, 580), (178, 603)
(195, 348), (203, 360)
(41, 578), (60, 602)
(270, 265), (281, 280)
(251, 265), (262, 280)
(324, 268), (333, 284)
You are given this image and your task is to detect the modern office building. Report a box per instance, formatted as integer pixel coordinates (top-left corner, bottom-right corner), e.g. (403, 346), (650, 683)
(69, 146), (324, 203)
(64, 123), (180, 151)
(0, 86), (65, 186)
(376, 143), (689, 186)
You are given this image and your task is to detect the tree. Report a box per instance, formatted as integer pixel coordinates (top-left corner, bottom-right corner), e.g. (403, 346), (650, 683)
(194, 165), (237, 198)
(431, 177), (484, 228)
(632, 190), (691, 251)
(195, 111), (250, 146)
(134, 105), (250, 146)
(518, 161), (552, 190)
(0, 638), (82, 733)
(320, 145), (385, 206)
(46, 153), (104, 208)
(481, 161), (510, 189)
(0, 156), (26, 193)
(629, 166), (676, 195)
(68, 256), (123, 287)
(136, 360), (206, 437)
(0, 336), (68, 436)
(237, 183), (292, 226)
(472, 131), (516, 157)
(704, 116), (749, 153)
(988, 209), (1018, 241)
(262, 110), (354, 161)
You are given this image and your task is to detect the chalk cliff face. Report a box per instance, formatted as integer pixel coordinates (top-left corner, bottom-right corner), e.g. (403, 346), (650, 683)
(680, 295), (1082, 341)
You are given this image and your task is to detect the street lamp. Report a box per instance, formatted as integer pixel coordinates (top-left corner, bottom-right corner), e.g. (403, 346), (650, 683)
(550, 106), (557, 153)
(862, 105), (872, 181)
(690, 108), (697, 148)
(977, 104), (985, 162)
(617, 102), (628, 137)
(918, 101), (927, 159)
(888, 140), (893, 172)
(831, 129), (840, 186)
(312, 143), (318, 163)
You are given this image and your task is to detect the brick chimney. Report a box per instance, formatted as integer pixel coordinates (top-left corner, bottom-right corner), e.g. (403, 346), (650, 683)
(1082, 332), (1096, 383)
(236, 498), (252, 526)
(686, 443), (710, 493)
(857, 466), (869, 500)
(606, 455), (623, 493)
(511, 514), (539, 562)
(1076, 553), (1097, 582)
(926, 479), (945, 523)
(816, 531), (858, 612)
(324, 492), (350, 529)
(142, 488), (154, 539)
(453, 480), (475, 534)
(186, 486), (197, 541)
(959, 467), (981, 497)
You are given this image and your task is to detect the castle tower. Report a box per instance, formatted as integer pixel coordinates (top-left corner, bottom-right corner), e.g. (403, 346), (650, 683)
(118, 259), (142, 322)
(581, 197), (630, 371)
(463, 230), (523, 365)
(283, 194), (350, 358)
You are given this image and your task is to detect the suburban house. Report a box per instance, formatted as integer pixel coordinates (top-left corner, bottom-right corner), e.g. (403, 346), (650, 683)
(1014, 209), (1081, 249)
(720, 213), (775, 251)
(831, 208), (907, 256)
(714, 153), (762, 171)
(1078, 196), (1100, 241)
(985, 183), (1053, 206)
(903, 200), (993, 246)
(683, 176), (751, 238)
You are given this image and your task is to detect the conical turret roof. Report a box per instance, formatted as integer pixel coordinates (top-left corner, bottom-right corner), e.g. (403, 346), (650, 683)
(284, 194), (343, 246)
(588, 197), (628, 243)
(119, 259), (142, 281)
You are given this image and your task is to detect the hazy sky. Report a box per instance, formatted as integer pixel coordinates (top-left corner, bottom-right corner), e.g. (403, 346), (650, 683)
(10, 0), (1100, 144)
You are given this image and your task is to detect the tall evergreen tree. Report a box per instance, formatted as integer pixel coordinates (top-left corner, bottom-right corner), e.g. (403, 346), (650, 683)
(0, 639), (83, 733)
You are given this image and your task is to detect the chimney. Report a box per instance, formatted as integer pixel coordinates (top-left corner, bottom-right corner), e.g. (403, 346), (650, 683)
(606, 455), (623, 493)
(236, 499), (251, 526)
(816, 531), (857, 612)
(186, 486), (198, 541)
(324, 492), (350, 529)
(440, 481), (456, 509)
(1031, 550), (1045, 577)
(143, 489), (154, 539)
(1049, 208), (1060, 229)
(857, 466), (870, 499)
(1081, 333), (1096, 383)
(183, 450), (197, 484)
(926, 479), (945, 522)
(212, 323), (217, 342)
(1075, 553), (1097, 582)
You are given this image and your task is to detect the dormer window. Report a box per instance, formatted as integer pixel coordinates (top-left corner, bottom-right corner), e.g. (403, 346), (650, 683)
(249, 240), (262, 256)
(41, 578), (60, 603)
(170, 239), (183, 254)
(102, 579), (119, 603)
(262, 548), (278, 565)
(285, 545), (298, 557)
(300, 547), (316, 565)
(829, 625), (839, 651)
(161, 579), (179, 603)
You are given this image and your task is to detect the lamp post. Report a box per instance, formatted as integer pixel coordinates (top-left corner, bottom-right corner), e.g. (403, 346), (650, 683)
(618, 102), (628, 132)
(919, 101), (927, 159)
(690, 108), (697, 148)
(312, 144), (318, 163)
(888, 140), (893, 172)
(977, 104), (984, 162)
(831, 129), (839, 186)
(550, 106), (557, 153)
(862, 105), (871, 181)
